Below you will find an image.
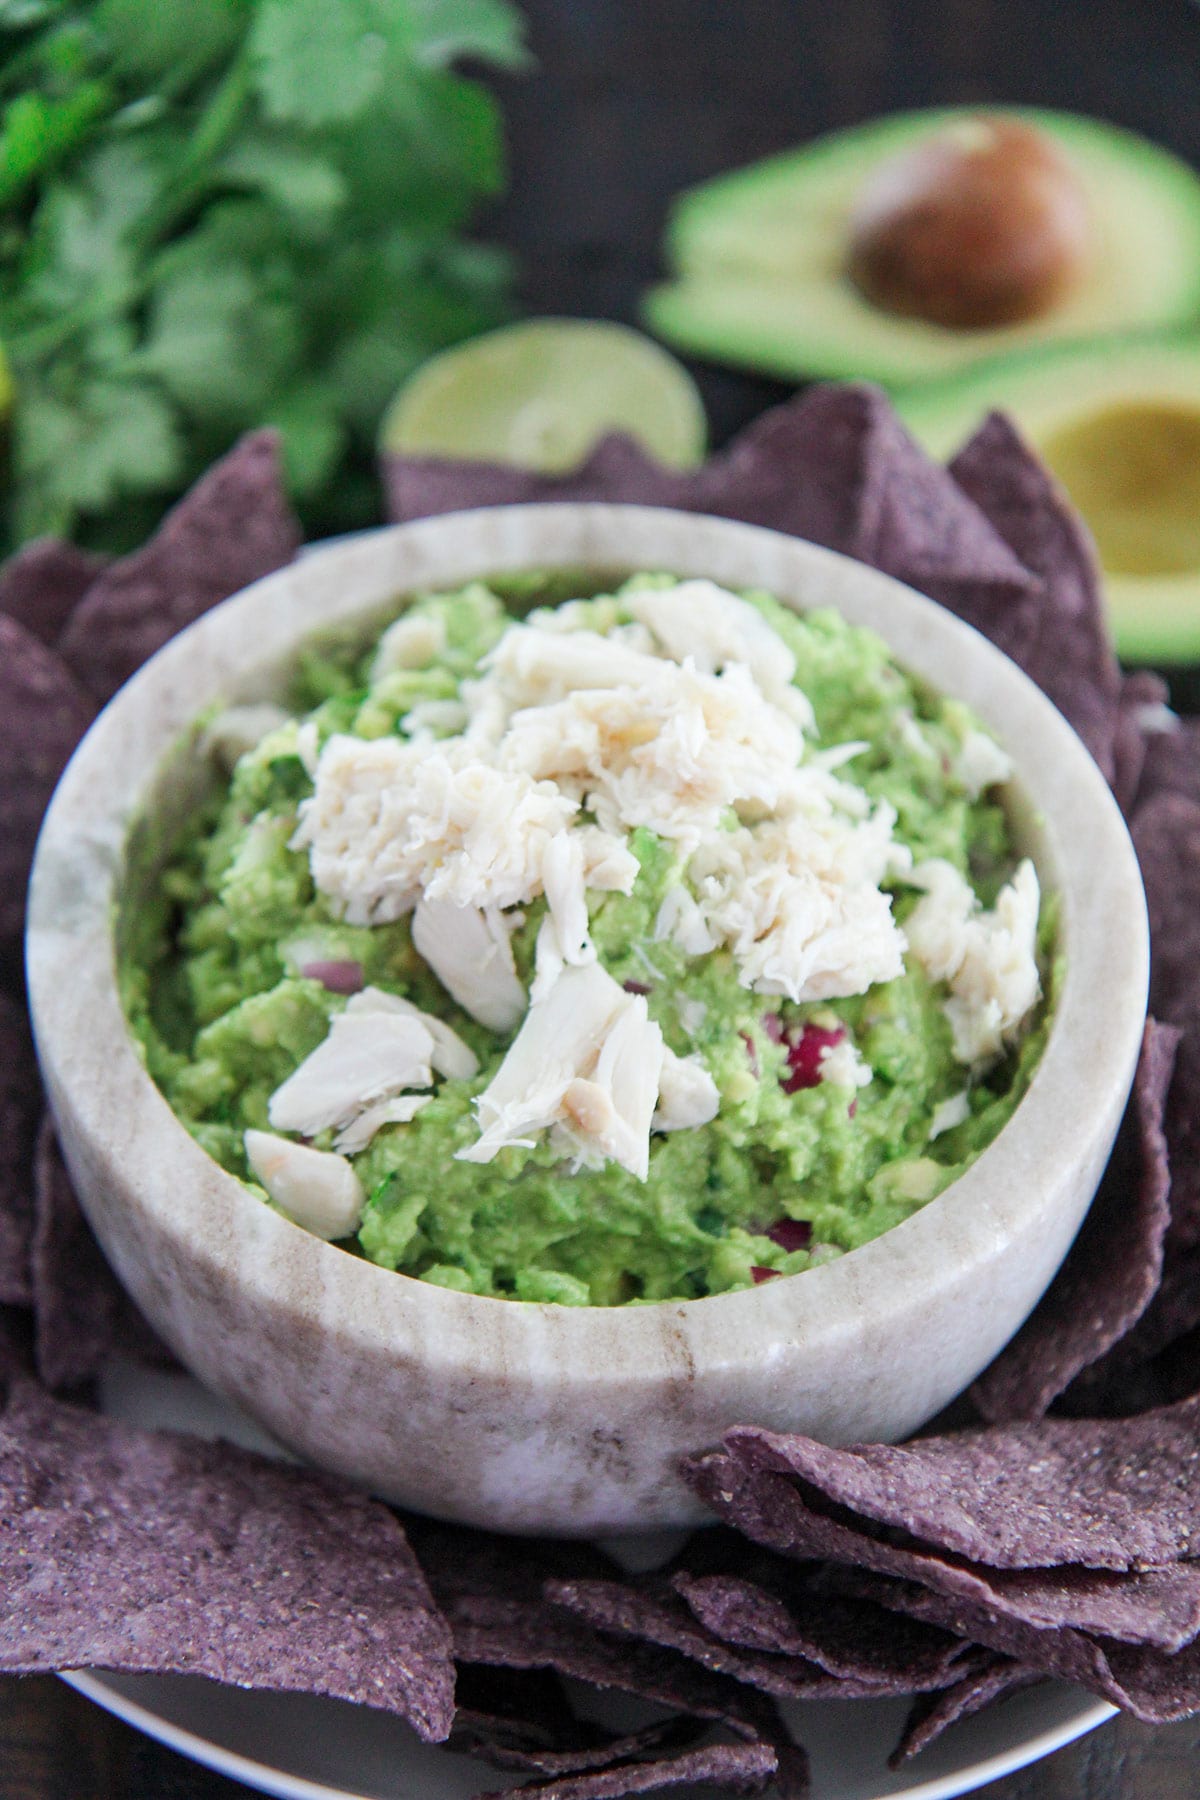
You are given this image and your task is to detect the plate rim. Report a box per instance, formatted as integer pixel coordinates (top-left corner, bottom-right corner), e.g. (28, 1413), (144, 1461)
(60, 1666), (1118, 1800)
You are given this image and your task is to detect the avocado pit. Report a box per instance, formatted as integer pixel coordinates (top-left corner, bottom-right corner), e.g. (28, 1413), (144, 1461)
(1038, 402), (1200, 578)
(846, 117), (1092, 329)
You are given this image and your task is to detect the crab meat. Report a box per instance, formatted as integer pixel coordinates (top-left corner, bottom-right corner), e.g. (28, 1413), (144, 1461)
(457, 962), (670, 1179)
(244, 1131), (365, 1240)
(412, 897), (526, 1034)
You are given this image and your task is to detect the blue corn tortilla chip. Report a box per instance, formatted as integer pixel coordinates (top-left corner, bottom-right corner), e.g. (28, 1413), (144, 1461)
(31, 1116), (175, 1391)
(1134, 714), (1200, 814)
(971, 1018), (1179, 1422)
(0, 614), (97, 940)
(889, 1658), (1041, 1768)
(686, 1452), (1200, 1654)
(406, 1518), (783, 1744)
(0, 1377), (455, 1738)
(386, 385), (1039, 651)
(57, 431), (302, 704)
(736, 388), (1039, 632)
(385, 433), (685, 524)
(949, 412), (1122, 782)
(451, 1666), (707, 1777)
(827, 1567), (1200, 1727)
(1132, 795), (1200, 1250)
(1062, 790), (1200, 1387)
(0, 994), (40, 1306)
(718, 1394), (1200, 1571)
(476, 1739), (786, 1800)
(1111, 672), (1173, 817)
(544, 1576), (941, 1702)
(0, 538), (107, 646)
(407, 1517), (807, 1796)
(670, 1570), (978, 1690)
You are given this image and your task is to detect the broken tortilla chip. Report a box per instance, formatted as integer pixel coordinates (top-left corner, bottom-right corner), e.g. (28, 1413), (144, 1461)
(0, 538), (106, 646)
(971, 1018), (1178, 1422)
(949, 412), (1122, 782)
(57, 431), (302, 704)
(889, 1658), (1041, 1768)
(0, 1378), (455, 1739)
(31, 1116), (173, 1391)
(719, 1398), (1200, 1572)
(0, 615), (96, 941)
(0, 994), (40, 1306)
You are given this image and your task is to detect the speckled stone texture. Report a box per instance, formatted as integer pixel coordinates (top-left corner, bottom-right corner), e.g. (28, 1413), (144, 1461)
(25, 507), (1149, 1533)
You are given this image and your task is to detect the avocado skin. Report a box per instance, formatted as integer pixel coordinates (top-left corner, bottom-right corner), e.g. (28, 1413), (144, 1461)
(645, 108), (1200, 388)
(896, 333), (1200, 665)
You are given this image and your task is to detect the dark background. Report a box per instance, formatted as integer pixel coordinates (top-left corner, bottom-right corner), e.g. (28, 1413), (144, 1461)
(8, 0), (1200, 1794)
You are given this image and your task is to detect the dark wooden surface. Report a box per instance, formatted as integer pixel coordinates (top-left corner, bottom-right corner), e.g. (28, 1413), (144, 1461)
(7, 0), (1200, 1793)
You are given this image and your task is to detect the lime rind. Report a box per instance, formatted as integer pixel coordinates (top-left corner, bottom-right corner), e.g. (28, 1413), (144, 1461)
(379, 318), (707, 473)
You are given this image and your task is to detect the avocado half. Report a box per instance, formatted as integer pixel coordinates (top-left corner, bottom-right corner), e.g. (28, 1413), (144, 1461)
(897, 336), (1200, 663)
(645, 109), (1200, 387)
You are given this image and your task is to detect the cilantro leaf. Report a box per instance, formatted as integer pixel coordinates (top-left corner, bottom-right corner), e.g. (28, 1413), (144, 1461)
(218, 132), (346, 234)
(0, 1), (66, 34)
(262, 379), (345, 499)
(0, 0), (524, 546)
(404, 0), (529, 71)
(249, 0), (526, 128)
(248, 0), (393, 127)
(139, 227), (303, 425)
(13, 136), (167, 316)
(14, 368), (182, 537)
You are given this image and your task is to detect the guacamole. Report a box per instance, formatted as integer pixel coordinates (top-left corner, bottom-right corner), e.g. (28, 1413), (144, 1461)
(121, 573), (1054, 1306)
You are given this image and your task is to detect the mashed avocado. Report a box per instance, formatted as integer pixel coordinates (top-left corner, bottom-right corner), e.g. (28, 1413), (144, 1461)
(121, 573), (1055, 1306)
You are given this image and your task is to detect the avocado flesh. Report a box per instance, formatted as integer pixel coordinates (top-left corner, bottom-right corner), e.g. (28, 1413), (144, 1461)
(896, 337), (1200, 662)
(645, 109), (1200, 386)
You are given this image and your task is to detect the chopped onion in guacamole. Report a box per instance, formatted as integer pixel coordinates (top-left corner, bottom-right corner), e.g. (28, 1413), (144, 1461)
(120, 573), (1055, 1305)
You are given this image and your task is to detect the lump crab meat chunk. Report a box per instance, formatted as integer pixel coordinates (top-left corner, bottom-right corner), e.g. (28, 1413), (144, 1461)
(458, 961), (717, 1179)
(653, 1049), (719, 1131)
(267, 1009), (434, 1137)
(266, 987), (477, 1143)
(413, 897), (526, 1034)
(344, 986), (478, 1081)
(625, 579), (814, 728)
(334, 1094), (433, 1155)
(244, 1131), (365, 1240)
(905, 857), (1041, 1066)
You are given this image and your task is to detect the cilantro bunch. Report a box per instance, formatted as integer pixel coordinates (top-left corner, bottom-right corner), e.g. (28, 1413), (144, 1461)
(0, 0), (528, 549)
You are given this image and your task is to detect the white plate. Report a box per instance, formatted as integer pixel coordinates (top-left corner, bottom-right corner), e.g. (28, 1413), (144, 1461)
(59, 1359), (1115, 1800)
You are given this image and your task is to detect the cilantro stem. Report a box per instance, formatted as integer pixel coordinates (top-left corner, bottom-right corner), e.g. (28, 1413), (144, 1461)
(137, 47), (253, 244)
(184, 47), (253, 178)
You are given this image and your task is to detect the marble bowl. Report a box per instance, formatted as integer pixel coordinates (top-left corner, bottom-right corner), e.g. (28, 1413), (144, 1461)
(26, 505), (1148, 1535)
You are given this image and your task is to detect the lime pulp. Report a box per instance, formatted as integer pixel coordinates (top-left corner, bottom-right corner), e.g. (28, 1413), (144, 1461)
(379, 318), (708, 473)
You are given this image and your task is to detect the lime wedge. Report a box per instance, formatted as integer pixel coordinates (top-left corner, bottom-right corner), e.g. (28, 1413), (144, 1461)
(379, 319), (707, 473)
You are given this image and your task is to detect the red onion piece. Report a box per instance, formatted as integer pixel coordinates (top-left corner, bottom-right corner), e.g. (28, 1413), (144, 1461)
(765, 1218), (812, 1254)
(782, 1023), (846, 1094)
(300, 960), (364, 995)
